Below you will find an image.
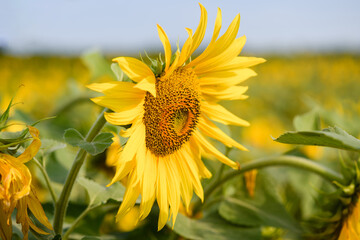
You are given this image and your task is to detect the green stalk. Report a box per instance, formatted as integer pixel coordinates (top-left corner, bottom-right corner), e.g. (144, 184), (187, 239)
(33, 157), (58, 203)
(192, 155), (345, 215)
(53, 109), (107, 234)
(62, 204), (118, 240)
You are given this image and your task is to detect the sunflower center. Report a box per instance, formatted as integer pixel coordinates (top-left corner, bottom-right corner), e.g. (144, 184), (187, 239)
(143, 67), (200, 156)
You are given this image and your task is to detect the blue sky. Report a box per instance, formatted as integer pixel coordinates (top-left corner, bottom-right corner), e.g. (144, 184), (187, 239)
(1, 0), (360, 55)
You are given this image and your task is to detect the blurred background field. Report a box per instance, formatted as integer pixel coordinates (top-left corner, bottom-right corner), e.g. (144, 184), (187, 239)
(1, 52), (359, 141)
(1, 51), (360, 237)
(2, 1), (360, 238)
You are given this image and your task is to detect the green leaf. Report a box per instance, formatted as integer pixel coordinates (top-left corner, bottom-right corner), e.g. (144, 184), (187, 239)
(39, 139), (67, 157)
(64, 128), (113, 156)
(293, 109), (320, 131)
(218, 171), (302, 234)
(274, 126), (360, 152)
(81, 50), (115, 80)
(172, 213), (261, 240)
(77, 177), (126, 207)
(219, 197), (301, 233)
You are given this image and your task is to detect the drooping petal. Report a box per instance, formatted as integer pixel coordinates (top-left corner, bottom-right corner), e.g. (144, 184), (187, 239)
(197, 116), (248, 151)
(139, 151), (157, 220)
(0, 202), (12, 240)
(27, 189), (53, 232)
(157, 24), (172, 71)
(16, 126), (41, 163)
(188, 138), (212, 178)
(193, 130), (239, 169)
(116, 173), (141, 220)
(108, 123), (145, 186)
(174, 152), (193, 211)
(176, 148), (204, 202)
(201, 101), (250, 126)
(156, 158), (169, 230)
(164, 156), (180, 226)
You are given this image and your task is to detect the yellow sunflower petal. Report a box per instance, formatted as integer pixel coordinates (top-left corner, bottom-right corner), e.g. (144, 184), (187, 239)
(116, 178), (140, 220)
(176, 148), (204, 202)
(187, 8), (222, 67)
(188, 139), (212, 179)
(193, 130), (238, 169)
(139, 151), (157, 220)
(108, 123), (145, 186)
(190, 13), (240, 68)
(0, 202), (12, 240)
(198, 116), (248, 151)
(163, 49), (180, 78)
(134, 78), (156, 97)
(16, 126), (41, 163)
(205, 13), (240, 60)
(194, 36), (246, 74)
(135, 137), (147, 185)
(200, 68), (257, 87)
(201, 101), (250, 126)
(188, 3), (208, 56)
(177, 28), (193, 67)
(104, 102), (143, 126)
(27, 189), (53, 231)
(113, 57), (155, 83)
(164, 157), (180, 226)
(210, 56), (266, 72)
(91, 94), (144, 112)
(174, 153), (193, 211)
(156, 159), (169, 230)
(157, 24), (172, 71)
(87, 81), (143, 96)
(201, 85), (248, 101)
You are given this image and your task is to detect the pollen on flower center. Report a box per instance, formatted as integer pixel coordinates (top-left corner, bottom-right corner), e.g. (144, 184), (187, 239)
(143, 67), (200, 156)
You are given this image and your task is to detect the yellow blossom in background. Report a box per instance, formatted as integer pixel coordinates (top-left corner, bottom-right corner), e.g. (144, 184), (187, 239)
(244, 169), (258, 198)
(106, 132), (122, 167)
(89, 3), (264, 230)
(242, 118), (288, 152)
(115, 206), (142, 232)
(302, 145), (324, 160)
(0, 126), (53, 240)
(338, 195), (360, 240)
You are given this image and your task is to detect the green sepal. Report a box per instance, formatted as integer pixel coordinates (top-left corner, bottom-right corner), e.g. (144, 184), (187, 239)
(0, 97), (14, 129)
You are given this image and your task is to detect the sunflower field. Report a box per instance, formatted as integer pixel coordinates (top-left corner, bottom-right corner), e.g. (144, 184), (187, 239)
(1, 4), (360, 240)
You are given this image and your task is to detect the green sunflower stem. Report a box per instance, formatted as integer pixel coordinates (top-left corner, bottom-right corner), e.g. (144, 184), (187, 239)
(192, 155), (345, 215)
(53, 108), (107, 235)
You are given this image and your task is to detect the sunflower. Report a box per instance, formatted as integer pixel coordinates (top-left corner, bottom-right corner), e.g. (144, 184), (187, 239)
(0, 126), (53, 239)
(88, 3), (265, 230)
(338, 194), (360, 240)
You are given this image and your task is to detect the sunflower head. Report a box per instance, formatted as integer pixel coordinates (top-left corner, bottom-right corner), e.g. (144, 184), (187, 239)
(0, 126), (53, 240)
(89, 3), (265, 230)
(143, 67), (200, 156)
